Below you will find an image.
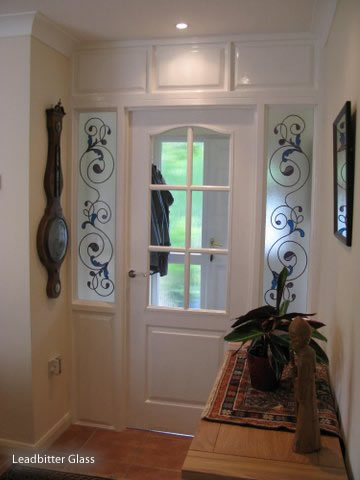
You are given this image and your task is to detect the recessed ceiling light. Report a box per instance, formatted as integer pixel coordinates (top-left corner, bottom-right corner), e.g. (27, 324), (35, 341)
(176, 23), (188, 30)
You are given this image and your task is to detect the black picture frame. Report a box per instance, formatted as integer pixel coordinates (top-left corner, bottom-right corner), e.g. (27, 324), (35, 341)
(333, 101), (354, 246)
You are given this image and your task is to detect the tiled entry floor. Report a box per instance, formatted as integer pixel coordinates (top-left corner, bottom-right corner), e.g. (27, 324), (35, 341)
(0, 425), (193, 479)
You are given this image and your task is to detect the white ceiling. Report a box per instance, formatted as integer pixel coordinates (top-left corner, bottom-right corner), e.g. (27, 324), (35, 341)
(0, 0), (320, 43)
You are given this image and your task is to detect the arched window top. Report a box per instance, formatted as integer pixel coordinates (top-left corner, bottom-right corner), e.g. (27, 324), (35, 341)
(152, 126), (230, 188)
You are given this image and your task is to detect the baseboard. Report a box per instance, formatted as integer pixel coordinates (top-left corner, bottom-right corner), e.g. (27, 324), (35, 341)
(35, 412), (72, 451)
(0, 412), (71, 454)
(73, 420), (115, 431)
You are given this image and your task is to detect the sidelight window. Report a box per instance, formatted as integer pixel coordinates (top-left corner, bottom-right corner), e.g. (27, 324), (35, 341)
(263, 106), (313, 312)
(77, 112), (117, 302)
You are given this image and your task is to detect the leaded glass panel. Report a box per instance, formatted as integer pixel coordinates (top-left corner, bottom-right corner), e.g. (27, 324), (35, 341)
(263, 107), (313, 312)
(77, 112), (117, 302)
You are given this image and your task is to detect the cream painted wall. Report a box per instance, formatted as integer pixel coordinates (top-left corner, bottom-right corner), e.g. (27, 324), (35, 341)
(29, 37), (71, 442)
(0, 35), (34, 443)
(0, 35), (71, 447)
(318, 1), (360, 478)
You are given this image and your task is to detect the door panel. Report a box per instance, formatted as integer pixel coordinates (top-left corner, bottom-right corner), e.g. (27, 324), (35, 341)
(128, 107), (256, 434)
(147, 327), (224, 404)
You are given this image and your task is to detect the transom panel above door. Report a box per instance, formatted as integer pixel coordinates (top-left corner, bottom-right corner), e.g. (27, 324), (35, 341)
(128, 107), (257, 434)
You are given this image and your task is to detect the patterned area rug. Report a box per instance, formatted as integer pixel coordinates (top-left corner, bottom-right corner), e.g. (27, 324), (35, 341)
(202, 349), (340, 437)
(0, 466), (107, 480)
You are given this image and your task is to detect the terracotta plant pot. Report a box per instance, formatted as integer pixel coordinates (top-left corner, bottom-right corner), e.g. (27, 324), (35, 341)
(247, 349), (281, 391)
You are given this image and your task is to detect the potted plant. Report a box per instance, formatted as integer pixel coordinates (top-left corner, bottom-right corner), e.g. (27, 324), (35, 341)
(224, 267), (328, 391)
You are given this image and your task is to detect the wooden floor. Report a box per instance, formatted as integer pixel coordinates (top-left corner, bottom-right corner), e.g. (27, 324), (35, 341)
(182, 420), (349, 480)
(0, 425), (192, 479)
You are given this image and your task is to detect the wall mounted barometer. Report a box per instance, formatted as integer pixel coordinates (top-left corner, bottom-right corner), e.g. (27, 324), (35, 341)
(37, 100), (68, 298)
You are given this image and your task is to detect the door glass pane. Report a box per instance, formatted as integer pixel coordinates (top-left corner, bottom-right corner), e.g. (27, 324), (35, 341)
(150, 189), (186, 248)
(191, 191), (229, 248)
(150, 252), (184, 308)
(149, 126), (231, 312)
(190, 253), (228, 310)
(152, 127), (187, 185)
(189, 259), (201, 309)
(190, 191), (203, 247)
(192, 141), (204, 185)
(192, 127), (230, 186)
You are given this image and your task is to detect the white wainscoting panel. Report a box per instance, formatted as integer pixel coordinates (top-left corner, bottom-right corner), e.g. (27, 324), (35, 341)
(146, 327), (224, 405)
(74, 47), (148, 93)
(234, 42), (314, 89)
(153, 43), (227, 91)
(73, 311), (114, 426)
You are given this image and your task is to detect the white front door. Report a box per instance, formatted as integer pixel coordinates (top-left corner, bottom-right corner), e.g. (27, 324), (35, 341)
(128, 107), (257, 434)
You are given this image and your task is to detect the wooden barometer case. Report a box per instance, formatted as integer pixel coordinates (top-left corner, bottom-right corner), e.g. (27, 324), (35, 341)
(37, 100), (68, 298)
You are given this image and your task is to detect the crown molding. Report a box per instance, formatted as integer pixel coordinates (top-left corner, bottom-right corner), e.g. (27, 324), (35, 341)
(311, 0), (337, 48)
(0, 11), (34, 38)
(0, 11), (77, 57)
(75, 32), (316, 52)
(32, 12), (77, 58)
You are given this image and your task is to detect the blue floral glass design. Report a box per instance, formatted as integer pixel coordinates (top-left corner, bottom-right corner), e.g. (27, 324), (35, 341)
(264, 113), (312, 311)
(78, 116), (115, 299)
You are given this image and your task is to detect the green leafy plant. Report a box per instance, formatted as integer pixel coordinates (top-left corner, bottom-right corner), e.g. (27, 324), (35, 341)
(224, 267), (328, 380)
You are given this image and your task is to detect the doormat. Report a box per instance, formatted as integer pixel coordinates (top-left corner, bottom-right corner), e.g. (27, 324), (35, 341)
(202, 349), (341, 437)
(0, 466), (108, 480)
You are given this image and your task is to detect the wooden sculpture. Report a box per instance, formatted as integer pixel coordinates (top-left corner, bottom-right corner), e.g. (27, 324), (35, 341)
(289, 316), (321, 453)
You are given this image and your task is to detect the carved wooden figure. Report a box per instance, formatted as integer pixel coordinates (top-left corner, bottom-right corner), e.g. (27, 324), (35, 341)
(289, 316), (321, 454)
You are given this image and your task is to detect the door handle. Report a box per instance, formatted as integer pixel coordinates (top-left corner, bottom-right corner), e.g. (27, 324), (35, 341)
(209, 237), (223, 248)
(209, 237), (223, 262)
(128, 270), (148, 278)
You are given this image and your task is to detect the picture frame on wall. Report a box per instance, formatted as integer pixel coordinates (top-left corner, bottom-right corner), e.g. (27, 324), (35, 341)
(333, 101), (355, 246)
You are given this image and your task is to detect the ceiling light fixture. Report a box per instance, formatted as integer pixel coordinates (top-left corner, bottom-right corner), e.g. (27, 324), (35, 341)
(176, 22), (188, 30)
